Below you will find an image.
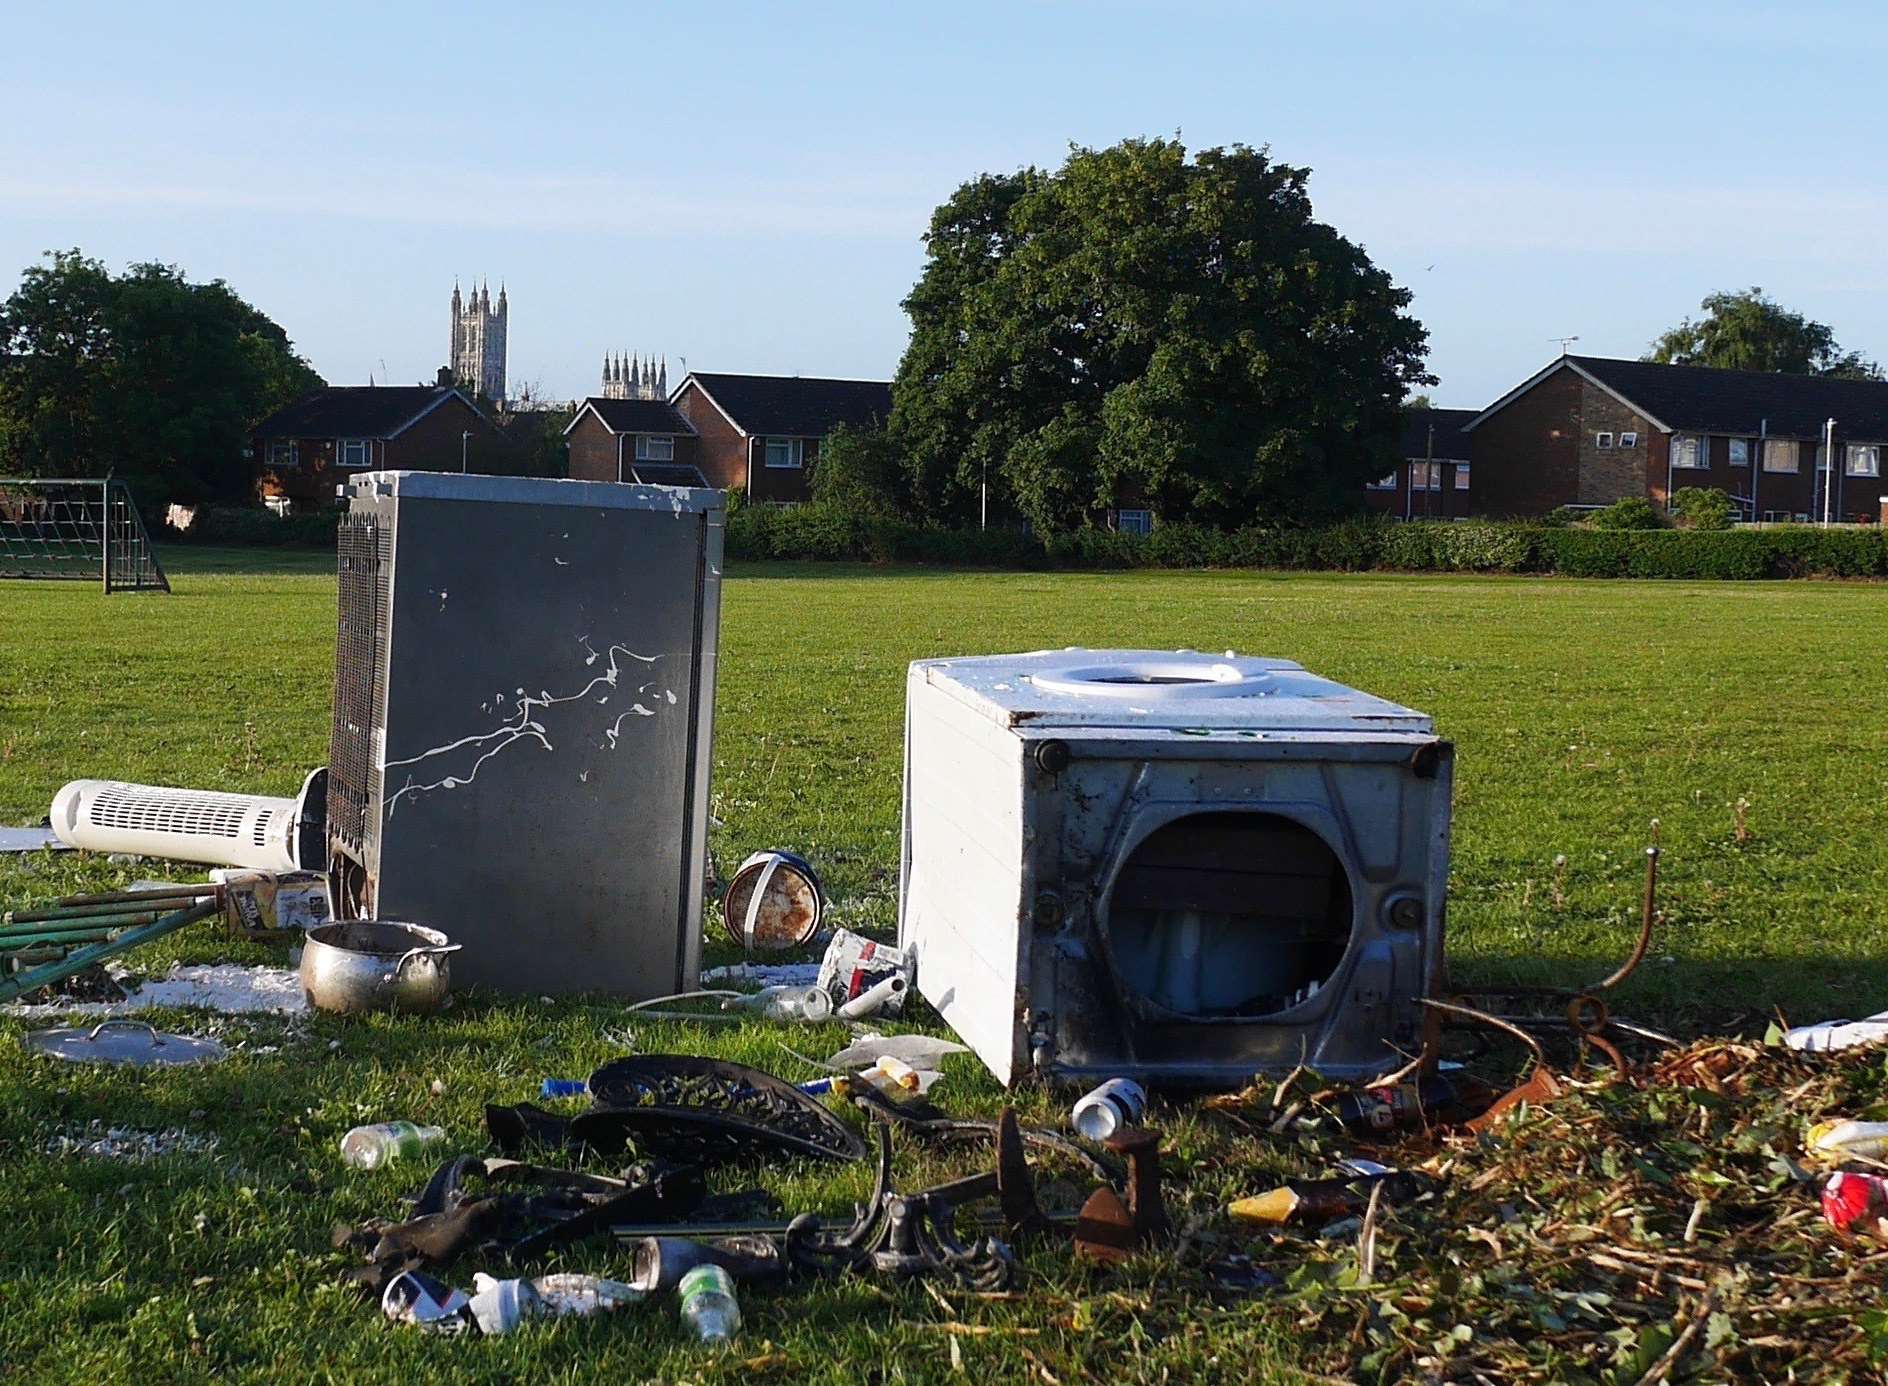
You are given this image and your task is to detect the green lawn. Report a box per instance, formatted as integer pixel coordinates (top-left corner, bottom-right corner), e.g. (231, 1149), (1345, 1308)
(2, 550), (1885, 1381)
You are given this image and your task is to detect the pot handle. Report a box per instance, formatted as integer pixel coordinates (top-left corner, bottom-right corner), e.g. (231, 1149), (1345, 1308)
(383, 943), (463, 984)
(88, 1019), (163, 1045)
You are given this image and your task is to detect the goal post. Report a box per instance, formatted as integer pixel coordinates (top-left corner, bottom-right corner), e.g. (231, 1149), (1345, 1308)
(0, 477), (170, 594)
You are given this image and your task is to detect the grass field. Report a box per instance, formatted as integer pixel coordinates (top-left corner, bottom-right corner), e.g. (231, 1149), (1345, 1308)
(2, 550), (1886, 1382)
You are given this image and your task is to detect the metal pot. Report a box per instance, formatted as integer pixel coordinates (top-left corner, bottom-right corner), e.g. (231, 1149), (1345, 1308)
(301, 920), (460, 1016)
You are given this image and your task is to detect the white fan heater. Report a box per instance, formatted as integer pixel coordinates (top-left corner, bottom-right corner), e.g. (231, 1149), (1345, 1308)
(49, 770), (327, 873)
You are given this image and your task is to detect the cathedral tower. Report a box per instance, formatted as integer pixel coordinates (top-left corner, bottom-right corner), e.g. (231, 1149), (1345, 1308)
(449, 281), (507, 402)
(599, 352), (667, 400)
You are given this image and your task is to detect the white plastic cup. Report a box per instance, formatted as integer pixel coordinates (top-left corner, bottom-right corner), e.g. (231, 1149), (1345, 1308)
(1071, 1078), (1148, 1141)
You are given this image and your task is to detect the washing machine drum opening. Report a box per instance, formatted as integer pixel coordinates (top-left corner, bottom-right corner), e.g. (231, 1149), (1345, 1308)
(1106, 812), (1352, 1019)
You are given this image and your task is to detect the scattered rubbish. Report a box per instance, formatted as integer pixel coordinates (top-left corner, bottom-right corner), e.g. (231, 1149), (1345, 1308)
(383, 1269), (474, 1333)
(628, 1234), (784, 1294)
(2, 962), (307, 1018)
(722, 850), (823, 951)
(211, 868), (330, 937)
(0, 825), (67, 853)
(490, 1054), (869, 1166)
(822, 1032), (968, 1073)
(1787, 1011), (1888, 1054)
(0, 886), (223, 1003)
(701, 960), (820, 988)
(817, 929), (912, 1018)
(1230, 1169), (1408, 1227)
(466, 1274), (543, 1336)
(1074, 1185), (1138, 1264)
(22, 1018), (228, 1067)
(1074, 1127), (1168, 1262)
(870, 1054), (925, 1091)
(539, 1078), (589, 1099)
(529, 1273), (643, 1317)
(722, 984), (833, 1022)
(300, 920), (460, 1016)
(44, 1123), (219, 1162)
(1822, 1170), (1888, 1239)
(785, 1115), (1038, 1290)
(339, 1121), (447, 1171)
(836, 973), (906, 1020)
(1807, 1119), (1888, 1160)
(1071, 1078), (1148, 1141)
(678, 1264), (742, 1343)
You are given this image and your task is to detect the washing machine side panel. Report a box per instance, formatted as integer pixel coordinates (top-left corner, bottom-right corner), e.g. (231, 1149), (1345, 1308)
(901, 670), (1028, 1084)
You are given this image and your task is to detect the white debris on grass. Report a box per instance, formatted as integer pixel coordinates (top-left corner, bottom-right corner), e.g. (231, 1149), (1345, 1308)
(2, 962), (307, 1018)
(701, 960), (821, 988)
(45, 1123), (220, 1161)
(1786, 1011), (1888, 1053)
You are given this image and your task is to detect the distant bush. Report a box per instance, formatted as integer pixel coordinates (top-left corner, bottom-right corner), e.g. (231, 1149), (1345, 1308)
(165, 506), (340, 547)
(1671, 487), (1735, 531)
(1588, 497), (1667, 530)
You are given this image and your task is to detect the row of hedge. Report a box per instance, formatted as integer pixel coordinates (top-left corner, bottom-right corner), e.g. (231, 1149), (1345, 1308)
(726, 506), (1888, 579)
(161, 506), (342, 546)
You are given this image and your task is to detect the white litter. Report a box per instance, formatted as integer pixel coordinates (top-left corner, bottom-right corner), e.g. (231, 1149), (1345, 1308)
(44, 1124), (220, 1161)
(701, 961), (821, 988)
(822, 1032), (969, 1072)
(2, 963), (307, 1018)
(1785, 1012), (1888, 1053)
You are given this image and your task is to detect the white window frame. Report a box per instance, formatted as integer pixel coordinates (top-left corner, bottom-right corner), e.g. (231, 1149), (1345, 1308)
(1762, 439), (1799, 473)
(1115, 508), (1152, 536)
(267, 440), (298, 469)
(1618, 431), (1639, 449)
(1669, 434), (1707, 469)
(1594, 431), (1614, 450)
(1410, 461), (1442, 491)
(1728, 437), (1750, 468)
(763, 437), (804, 470)
(1846, 443), (1880, 478)
(1454, 463), (1470, 491)
(1366, 471), (1398, 491)
(634, 434), (675, 462)
(337, 437), (372, 469)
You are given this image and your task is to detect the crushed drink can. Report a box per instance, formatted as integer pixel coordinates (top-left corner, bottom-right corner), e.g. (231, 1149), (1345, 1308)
(1071, 1078), (1148, 1141)
(1822, 1170), (1888, 1238)
(816, 929), (912, 1017)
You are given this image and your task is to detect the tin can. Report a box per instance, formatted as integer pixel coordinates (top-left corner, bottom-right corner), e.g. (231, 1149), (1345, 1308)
(720, 851), (823, 952)
(1071, 1078), (1148, 1141)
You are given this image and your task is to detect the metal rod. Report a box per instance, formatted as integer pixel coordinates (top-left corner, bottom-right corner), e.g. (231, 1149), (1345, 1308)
(19, 885), (216, 910)
(0, 927), (125, 949)
(0, 898), (217, 1003)
(3, 910), (170, 932)
(1588, 844), (1658, 994)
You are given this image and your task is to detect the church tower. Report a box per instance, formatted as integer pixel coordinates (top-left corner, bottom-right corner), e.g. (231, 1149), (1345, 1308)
(449, 281), (508, 403)
(599, 352), (668, 400)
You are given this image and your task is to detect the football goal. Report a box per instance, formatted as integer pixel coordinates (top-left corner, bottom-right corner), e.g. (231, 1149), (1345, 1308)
(0, 477), (170, 593)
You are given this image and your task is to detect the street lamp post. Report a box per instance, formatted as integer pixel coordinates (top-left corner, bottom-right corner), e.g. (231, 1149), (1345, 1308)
(461, 431), (472, 474)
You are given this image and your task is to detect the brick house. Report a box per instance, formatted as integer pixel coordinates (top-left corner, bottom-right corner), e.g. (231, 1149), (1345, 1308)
(1464, 356), (1888, 523)
(1363, 408), (1477, 519)
(562, 397), (706, 485)
(252, 385), (503, 510)
(669, 372), (892, 503)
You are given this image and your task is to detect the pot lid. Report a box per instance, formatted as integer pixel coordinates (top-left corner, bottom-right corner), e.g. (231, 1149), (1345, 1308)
(24, 1019), (228, 1067)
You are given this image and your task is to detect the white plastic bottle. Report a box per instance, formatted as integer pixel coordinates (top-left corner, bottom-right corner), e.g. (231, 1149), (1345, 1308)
(339, 1121), (446, 1170)
(677, 1264), (741, 1343)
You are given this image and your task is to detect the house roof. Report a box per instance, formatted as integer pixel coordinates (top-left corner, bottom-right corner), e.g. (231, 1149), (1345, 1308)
(1401, 407), (1477, 461)
(677, 372), (892, 437)
(568, 397), (696, 436)
(1468, 355), (1888, 440)
(253, 385), (478, 439)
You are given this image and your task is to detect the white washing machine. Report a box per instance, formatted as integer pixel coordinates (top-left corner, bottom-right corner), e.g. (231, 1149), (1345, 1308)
(898, 649), (1452, 1088)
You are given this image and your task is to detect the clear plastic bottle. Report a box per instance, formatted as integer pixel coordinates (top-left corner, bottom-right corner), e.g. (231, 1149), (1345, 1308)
(677, 1264), (741, 1343)
(339, 1121), (446, 1170)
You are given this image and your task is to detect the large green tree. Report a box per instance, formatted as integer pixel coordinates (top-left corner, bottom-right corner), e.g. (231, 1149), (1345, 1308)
(0, 250), (323, 501)
(889, 139), (1432, 532)
(1647, 287), (1881, 380)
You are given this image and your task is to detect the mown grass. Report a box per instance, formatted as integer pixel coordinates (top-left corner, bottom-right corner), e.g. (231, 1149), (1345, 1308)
(1, 549), (1885, 1382)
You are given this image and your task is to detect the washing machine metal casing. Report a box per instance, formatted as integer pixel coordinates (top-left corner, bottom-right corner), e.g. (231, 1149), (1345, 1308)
(898, 649), (1453, 1088)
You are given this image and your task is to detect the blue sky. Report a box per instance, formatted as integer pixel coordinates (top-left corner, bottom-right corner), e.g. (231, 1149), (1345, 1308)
(4, 1), (1885, 407)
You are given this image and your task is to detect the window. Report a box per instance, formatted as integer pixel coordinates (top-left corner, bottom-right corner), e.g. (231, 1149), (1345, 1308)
(1454, 464), (1470, 491)
(1762, 439), (1799, 473)
(1367, 471), (1398, 491)
(1116, 508), (1152, 536)
(1618, 431), (1639, 449)
(1409, 461), (1442, 491)
(337, 438), (371, 468)
(1669, 434), (1706, 469)
(634, 434), (675, 462)
(1763, 509), (1792, 523)
(1728, 438), (1750, 468)
(1847, 444), (1880, 477)
(267, 440), (298, 469)
(1595, 432), (1614, 450)
(764, 437), (803, 469)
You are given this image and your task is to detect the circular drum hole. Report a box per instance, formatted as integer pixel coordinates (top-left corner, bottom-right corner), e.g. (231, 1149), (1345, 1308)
(1106, 811), (1352, 1018)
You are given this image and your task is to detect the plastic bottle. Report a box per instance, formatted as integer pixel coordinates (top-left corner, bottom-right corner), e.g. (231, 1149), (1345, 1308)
(339, 1121), (446, 1170)
(677, 1264), (741, 1343)
(539, 1078), (589, 1099)
(1808, 1120), (1888, 1159)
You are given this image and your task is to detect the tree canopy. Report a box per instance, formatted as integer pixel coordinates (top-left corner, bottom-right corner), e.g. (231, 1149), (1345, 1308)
(0, 250), (323, 502)
(886, 138), (1432, 532)
(1646, 288), (1881, 380)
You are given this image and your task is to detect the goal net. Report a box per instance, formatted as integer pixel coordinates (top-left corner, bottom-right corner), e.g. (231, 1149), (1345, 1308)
(0, 478), (170, 593)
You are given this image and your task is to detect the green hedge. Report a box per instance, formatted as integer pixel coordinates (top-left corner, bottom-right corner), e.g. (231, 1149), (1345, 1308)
(726, 506), (1888, 579)
(162, 506), (342, 547)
